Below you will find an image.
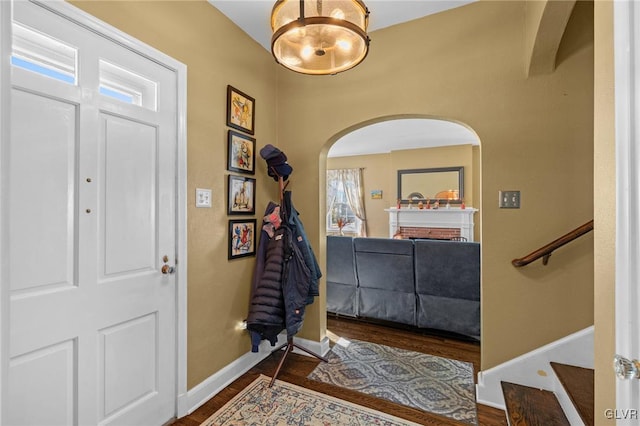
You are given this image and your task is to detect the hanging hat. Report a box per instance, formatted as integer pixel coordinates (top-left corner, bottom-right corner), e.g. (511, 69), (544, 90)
(260, 144), (293, 181)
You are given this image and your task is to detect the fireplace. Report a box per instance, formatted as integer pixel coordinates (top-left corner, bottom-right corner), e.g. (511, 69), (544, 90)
(385, 207), (478, 241)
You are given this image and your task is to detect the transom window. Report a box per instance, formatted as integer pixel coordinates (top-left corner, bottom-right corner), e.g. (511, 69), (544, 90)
(11, 23), (77, 85)
(99, 60), (157, 110)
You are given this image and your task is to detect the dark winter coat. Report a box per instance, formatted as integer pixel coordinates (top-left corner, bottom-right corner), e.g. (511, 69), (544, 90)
(246, 226), (287, 352)
(283, 191), (322, 302)
(281, 226), (312, 337)
(247, 193), (323, 349)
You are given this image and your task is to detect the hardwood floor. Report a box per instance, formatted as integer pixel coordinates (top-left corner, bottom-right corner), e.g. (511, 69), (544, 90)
(172, 316), (507, 426)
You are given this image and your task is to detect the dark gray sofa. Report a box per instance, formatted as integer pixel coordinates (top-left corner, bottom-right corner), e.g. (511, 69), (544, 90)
(326, 236), (480, 340)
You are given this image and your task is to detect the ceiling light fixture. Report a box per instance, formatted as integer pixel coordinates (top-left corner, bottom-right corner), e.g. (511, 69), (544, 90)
(271, 0), (370, 75)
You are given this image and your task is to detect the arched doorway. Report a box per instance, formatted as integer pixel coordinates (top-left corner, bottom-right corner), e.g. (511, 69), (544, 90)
(321, 116), (482, 340)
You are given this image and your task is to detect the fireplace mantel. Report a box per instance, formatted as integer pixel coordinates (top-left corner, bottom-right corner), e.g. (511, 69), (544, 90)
(385, 207), (478, 241)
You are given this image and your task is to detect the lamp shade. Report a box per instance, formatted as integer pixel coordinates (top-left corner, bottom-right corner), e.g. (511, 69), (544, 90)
(271, 0), (370, 75)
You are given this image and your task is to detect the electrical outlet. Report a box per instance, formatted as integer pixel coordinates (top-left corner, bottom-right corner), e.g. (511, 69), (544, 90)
(499, 190), (520, 208)
(196, 188), (212, 208)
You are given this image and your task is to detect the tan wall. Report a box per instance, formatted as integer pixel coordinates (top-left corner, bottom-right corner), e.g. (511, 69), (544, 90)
(70, 1), (280, 389)
(276, 0), (594, 369)
(327, 144), (477, 238)
(593, 0), (615, 421)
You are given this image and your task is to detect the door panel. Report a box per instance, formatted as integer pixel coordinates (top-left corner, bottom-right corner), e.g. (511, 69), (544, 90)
(99, 313), (157, 421)
(7, 339), (76, 426)
(101, 114), (157, 277)
(9, 89), (77, 295)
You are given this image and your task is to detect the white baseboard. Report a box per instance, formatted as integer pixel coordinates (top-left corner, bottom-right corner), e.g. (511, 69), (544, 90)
(291, 334), (331, 358)
(177, 332), (330, 418)
(475, 326), (594, 413)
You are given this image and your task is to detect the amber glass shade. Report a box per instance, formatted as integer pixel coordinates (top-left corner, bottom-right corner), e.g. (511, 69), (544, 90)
(271, 0), (370, 75)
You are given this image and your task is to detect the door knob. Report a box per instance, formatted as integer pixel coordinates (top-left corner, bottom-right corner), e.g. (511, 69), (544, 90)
(161, 255), (175, 274)
(614, 354), (640, 379)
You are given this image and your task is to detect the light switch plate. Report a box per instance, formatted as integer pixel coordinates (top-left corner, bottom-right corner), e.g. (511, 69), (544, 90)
(499, 190), (520, 208)
(196, 188), (212, 208)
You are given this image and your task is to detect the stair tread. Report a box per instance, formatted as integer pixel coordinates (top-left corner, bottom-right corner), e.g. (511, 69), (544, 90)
(501, 381), (570, 426)
(551, 362), (594, 426)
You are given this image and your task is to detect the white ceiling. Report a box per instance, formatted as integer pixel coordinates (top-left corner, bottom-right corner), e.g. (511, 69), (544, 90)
(207, 0), (479, 157)
(208, 0), (476, 52)
(329, 119), (478, 157)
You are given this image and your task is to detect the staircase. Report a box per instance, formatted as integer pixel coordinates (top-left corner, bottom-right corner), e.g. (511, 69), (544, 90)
(501, 362), (594, 425)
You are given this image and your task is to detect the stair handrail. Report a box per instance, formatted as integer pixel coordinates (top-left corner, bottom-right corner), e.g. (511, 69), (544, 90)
(512, 220), (594, 267)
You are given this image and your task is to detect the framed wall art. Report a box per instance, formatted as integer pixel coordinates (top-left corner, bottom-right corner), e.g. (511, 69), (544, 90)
(227, 85), (255, 135)
(371, 189), (383, 199)
(227, 130), (255, 175)
(228, 219), (257, 259)
(227, 175), (255, 215)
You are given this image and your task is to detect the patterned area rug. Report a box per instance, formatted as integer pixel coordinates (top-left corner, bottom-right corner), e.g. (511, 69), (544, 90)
(307, 339), (478, 424)
(200, 374), (421, 425)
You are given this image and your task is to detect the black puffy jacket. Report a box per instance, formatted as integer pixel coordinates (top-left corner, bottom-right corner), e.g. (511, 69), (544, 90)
(246, 226), (287, 352)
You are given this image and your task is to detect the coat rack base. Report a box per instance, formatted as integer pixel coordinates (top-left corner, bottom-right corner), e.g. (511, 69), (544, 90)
(269, 336), (328, 387)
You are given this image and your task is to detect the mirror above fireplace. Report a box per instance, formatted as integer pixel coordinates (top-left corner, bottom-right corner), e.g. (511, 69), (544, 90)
(397, 166), (464, 204)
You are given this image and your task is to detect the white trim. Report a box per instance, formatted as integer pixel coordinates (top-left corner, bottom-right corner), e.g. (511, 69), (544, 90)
(181, 334), (330, 415)
(614, 0), (640, 417)
(292, 335), (331, 358)
(175, 57), (189, 419)
(0, 2), (11, 423)
(475, 326), (593, 411)
(6, 0), (190, 421)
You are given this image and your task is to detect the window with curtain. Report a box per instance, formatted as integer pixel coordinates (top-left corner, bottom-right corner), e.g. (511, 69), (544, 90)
(327, 168), (367, 237)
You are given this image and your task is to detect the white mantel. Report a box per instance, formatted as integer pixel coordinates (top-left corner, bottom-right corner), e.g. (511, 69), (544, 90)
(385, 207), (478, 241)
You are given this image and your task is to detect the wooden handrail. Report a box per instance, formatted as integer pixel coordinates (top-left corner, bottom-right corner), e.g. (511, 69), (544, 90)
(512, 220), (594, 267)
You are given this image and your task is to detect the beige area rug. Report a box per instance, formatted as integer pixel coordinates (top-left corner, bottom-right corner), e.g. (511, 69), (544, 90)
(200, 374), (421, 425)
(307, 339), (478, 424)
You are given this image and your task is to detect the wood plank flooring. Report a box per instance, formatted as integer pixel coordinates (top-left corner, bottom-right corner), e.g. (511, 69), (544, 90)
(550, 362), (594, 425)
(501, 381), (570, 426)
(172, 316), (507, 426)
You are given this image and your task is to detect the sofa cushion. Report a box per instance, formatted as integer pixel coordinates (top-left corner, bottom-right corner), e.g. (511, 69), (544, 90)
(417, 294), (480, 339)
(354, 238), (415, 292)
(414, 239), (480, 301)
(327, 282), (357, 316)
(359, 287), (416, 326)
(326, 236), (357, 286)
(354, 237), (414, 255)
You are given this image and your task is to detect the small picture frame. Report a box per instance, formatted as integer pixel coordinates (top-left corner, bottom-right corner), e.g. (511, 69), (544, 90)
(228, 219), (257, 259)
(227, 130), (255, 175)
(371, 189), (383, 199)
(227, 175), (255, 215)
(227, 85), (255, 135)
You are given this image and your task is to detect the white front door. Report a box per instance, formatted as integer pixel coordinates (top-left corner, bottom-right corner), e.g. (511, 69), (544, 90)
(614, 0), (640, 422)
(5, 2), (179, 424)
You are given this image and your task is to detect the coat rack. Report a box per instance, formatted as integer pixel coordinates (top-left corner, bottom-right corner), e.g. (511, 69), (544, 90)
(268, 171), (328, 387)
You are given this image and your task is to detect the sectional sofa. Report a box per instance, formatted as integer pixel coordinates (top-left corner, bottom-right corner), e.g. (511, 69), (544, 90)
(326, 236), (480, 340)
